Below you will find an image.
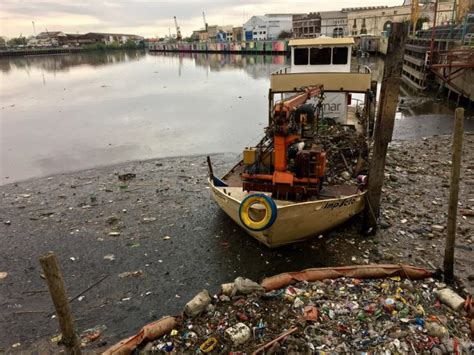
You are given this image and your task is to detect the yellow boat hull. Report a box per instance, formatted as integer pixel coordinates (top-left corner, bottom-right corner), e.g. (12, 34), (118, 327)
(209, 180), (366, 248)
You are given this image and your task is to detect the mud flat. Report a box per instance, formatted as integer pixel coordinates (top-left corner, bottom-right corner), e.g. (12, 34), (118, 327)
(0, 135), (473, 351)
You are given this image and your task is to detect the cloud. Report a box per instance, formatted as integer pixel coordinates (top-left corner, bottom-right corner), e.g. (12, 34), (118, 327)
(1, 0), (404, 38)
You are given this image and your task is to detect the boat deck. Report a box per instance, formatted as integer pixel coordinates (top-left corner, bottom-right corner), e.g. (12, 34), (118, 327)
(220, 160), (361, 205)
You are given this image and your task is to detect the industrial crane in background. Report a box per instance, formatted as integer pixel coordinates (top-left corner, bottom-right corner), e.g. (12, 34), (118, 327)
(173, 16), (182, 41)
(202, 11), (208, 31)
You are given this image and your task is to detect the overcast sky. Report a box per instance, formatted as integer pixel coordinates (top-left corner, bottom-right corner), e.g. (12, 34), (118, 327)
(1, 0), (404, 39)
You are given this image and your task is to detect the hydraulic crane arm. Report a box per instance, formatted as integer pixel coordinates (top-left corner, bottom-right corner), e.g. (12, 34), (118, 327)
(273, 85), (323, 120)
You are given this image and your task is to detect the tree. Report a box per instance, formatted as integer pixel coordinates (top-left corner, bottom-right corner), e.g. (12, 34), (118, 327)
(7, 37), (27, 47)
(122, 40), (138, 49)
(278, 30), (292, 39)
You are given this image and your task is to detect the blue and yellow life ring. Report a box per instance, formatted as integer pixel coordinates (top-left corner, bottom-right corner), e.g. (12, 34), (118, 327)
(239, 193), (277, 231)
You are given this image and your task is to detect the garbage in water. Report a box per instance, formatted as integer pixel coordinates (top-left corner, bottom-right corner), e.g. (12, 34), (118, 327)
(80, 324), (107, 344)
(436, 288), (465, 311)
(118, 270), (143, 278)
(103, 254), (115, 261)
(184, 290), (211, 318)
(225, 322), (251, 345)
(117, 173), (136, 182)
(122, 275), (473, 353)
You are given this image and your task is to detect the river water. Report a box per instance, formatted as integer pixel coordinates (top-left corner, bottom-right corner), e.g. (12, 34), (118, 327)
(0, 50), (472, 185)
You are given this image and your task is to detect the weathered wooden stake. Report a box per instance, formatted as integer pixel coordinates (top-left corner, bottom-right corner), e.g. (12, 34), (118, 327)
(39, 252), (82, 354)
(363, 22), (408, 232)
(444, 108), (464, 283)
(368, 80), (378, 137)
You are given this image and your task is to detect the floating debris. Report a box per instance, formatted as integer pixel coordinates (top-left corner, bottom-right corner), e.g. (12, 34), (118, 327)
(118, 270), (143, 278)
(118, 173), (136, 182)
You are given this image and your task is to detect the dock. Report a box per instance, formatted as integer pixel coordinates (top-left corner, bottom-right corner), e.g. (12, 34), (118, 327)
(148, 40), (290, 55)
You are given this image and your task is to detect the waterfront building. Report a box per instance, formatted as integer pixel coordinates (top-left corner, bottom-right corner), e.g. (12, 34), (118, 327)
(34, 31), (67, 46)
(243, 14), (293, 40)
(219, 25), (234, 42)
(80, 33), (144, 44)
(320, 11), (348, 37)
(232, 27), (243, 42)
(192, 25), (241, 42)
(292, 13), (321, 38)
(346, 2), (455, 38)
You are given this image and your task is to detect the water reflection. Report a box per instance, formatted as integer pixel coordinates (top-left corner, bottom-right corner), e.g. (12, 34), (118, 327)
(0, 50), (146, 74)
(149, 52), (289, 79)
(1, 51), (287, 184)
(0, 50), (290, 80)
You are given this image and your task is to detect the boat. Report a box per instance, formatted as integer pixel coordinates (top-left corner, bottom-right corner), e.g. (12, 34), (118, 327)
(208, 37), (376, 248)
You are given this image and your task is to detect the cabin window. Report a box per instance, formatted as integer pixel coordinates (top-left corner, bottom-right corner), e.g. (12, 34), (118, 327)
(294, 48), (308, 65)
(310, 47), (331, 65)
(332, 47), (348, 64)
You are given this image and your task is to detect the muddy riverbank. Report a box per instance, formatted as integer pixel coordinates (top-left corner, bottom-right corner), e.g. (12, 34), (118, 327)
(0, 134), (473, 352)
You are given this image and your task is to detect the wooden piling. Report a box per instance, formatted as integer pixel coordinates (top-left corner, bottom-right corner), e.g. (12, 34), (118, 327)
(363, 22), (408, 232)
(368, 80), (378, 137)
(39, 252), (82, 354)
(206, 156), (214, 181)
(444, 108), (464, 283)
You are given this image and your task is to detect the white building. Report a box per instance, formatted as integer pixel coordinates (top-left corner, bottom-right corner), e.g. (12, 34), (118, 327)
(243, 14), (293, 41)
(320, 11), (348, 37)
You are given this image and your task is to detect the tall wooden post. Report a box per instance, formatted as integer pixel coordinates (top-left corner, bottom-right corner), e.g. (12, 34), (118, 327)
(444, 108), (464, 283)
(363, 22), (408, 232)
(368, 80), (378, 137)
(39, 252), (82, 354)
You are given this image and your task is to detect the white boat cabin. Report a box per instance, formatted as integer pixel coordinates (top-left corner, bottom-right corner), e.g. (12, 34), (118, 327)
(287, 37), (355, 122)
(288, 37), (354, 73)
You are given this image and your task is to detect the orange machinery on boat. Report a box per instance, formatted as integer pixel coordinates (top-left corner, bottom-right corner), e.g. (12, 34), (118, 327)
(241, 85), (326, 200)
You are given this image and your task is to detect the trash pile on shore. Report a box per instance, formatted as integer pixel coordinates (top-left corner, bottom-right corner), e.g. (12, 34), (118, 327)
(139, 276), (473, 353)
(315, 122), (369, 185)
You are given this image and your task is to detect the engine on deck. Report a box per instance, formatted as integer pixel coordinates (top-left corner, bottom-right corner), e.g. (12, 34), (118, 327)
(242, 86), (327, 201)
